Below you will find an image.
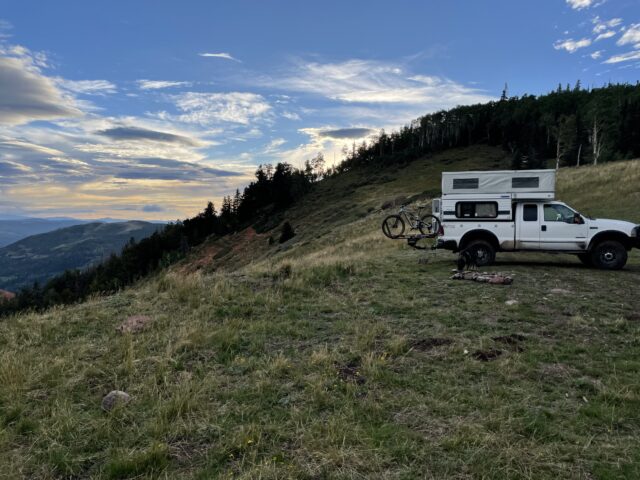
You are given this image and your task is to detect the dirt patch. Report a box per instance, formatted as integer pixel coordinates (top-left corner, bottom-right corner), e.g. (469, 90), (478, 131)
(492, 334), (526, 351)
(410, 337), (453, 351)
(116, 315), (153, 334)
(625, 312), (640, 322)
(472, 349), (502, 361)
(335, 360), (366, 385)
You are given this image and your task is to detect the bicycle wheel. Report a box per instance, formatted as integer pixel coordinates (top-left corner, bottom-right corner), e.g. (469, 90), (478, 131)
(382, 215), (405, 238)
(418, 214), (440, 237)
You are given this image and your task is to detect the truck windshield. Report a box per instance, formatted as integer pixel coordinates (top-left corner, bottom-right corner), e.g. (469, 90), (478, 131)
(543, 204), (576, 223)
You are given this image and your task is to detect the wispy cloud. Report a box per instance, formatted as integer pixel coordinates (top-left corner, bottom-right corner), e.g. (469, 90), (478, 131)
(553, 38), (592, 53)
(617, 24), (640, 46)
(170, 92), (272, 125)
(595, 30), (616, 41)
(136, 79), (192, 90)
(198, 52), (241, 62)
(566, 0), (605, 10)
(265, 59), (492, 106)
(56, 79), (117, 95)
(603, 50), (640, 64)
(590, 50), (604, 59)
(0, 19), (12, 38)
(592, 16), (622, 34)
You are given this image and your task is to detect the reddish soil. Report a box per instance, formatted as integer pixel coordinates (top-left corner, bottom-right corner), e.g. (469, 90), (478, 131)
(0, 290), (15, 302)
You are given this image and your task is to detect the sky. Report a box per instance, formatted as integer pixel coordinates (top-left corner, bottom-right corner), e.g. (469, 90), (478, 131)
(0, 0), (639, 221)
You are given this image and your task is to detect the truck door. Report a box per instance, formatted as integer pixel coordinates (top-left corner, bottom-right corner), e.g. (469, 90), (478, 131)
(540, 203), (589, 250)
(517, 203), (541, 249)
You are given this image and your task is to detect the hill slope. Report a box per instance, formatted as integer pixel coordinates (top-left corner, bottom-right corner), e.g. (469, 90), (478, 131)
(0, 217), (90, 248)
(0, 221), (162, 291)
(1, 147), (639, 479)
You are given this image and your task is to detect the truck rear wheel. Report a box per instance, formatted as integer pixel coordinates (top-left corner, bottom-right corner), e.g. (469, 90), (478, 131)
(466, 239), (496, 267)
(590, 241), (627, 270)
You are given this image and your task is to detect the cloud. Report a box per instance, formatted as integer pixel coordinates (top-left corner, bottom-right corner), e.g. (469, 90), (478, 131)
(56, 79), (117, 95)
(97, 126), (203, 146)
(171, 92), (272, 125)
(603, 50), (640, 64)
(554, 38), (592, 53)
(315, 127), (374, 139)
(0, 48), (81, 125)
(595, 31), (616, 41)
(0, 137), (65, 156)
(264, 138), (286, 153)
(566, 0), (598, 9)
(0, 19), (12, 38)
(590, 50), (604, 59)
(198, 52), (240, 62)
(617, 24), (640, 46)
(141, 204), (165, 212)
(592, 16), (622, 34)
(136, 79), (192, 90)
(267, 59), (492, 107)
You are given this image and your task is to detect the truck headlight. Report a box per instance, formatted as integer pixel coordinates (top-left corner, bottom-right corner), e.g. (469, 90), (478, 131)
(632, 226), (639, 238)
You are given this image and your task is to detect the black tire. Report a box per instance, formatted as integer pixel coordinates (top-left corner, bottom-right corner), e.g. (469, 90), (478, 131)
(382, 215), (405, 239)
(590, 240), (627, 270)
(577, 253), (592, 267)
(418, 214), (440, 237)
(465, 239), (496, 267)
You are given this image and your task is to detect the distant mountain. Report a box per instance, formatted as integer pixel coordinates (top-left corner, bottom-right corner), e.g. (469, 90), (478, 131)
(0, 216), (153, 247)
(0, 218), (89, 247)
(0, 221), (163, 291)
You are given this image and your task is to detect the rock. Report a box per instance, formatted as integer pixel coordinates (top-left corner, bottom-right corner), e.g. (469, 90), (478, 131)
(550, 288), (572, 295)
(505, 300), (518, 306)
(116, 315), (153, 334)
(102, 390), (131, 411)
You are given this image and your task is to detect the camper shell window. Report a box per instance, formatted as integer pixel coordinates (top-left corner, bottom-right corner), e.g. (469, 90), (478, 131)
(455, 202), (498, 219)
(453, 178), (479, 189)
(512, 177), (540, 188)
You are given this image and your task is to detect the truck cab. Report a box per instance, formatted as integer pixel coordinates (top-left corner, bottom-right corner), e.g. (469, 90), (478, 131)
(435, 170), (639, 269)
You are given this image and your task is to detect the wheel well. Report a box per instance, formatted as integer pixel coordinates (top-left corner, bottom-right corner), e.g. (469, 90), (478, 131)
(589, 231), (632, 251)
(459, 230), (500, 252)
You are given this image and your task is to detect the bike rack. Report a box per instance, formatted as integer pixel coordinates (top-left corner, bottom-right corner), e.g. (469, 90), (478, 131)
(388, 233), (438, 250)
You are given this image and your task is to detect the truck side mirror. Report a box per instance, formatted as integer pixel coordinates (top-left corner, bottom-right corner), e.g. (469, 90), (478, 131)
(573, 213), (584, 225)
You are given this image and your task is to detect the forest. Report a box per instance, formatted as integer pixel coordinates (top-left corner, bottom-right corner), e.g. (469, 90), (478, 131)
(2, 82), (640, 316)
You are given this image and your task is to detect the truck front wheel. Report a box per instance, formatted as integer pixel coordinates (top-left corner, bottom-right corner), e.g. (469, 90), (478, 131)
(590, 241), (627, 270)
(466, 239), (496, 267)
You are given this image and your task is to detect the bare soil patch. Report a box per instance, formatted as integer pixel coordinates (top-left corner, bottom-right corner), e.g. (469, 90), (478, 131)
(472, 349), (503, 361)
(410, 337), (453, 351)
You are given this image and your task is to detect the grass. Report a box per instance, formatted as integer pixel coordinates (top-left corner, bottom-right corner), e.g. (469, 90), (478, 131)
(1, 147), (639, 479)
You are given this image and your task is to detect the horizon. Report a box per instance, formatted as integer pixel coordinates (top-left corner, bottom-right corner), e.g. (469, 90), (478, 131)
(1, 0), (639, 221)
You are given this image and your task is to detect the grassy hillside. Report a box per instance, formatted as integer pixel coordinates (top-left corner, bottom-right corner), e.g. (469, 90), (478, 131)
(0, 218), (89, 248)
(1, 147), (639, 479)
(0, 221), (162, 292)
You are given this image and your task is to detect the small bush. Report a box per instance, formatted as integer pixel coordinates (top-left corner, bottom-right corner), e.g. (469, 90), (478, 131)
(279, 222), (295, 244)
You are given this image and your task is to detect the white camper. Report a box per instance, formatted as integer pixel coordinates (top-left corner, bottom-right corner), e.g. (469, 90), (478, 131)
(434, 169), (639, 269)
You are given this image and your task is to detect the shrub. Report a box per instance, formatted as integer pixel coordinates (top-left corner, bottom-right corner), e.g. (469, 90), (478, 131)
(279, 221), (295, 244)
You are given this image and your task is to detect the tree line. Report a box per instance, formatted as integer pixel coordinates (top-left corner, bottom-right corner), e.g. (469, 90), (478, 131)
(329, 82), (640, 173)
(0, 161), (321, 317)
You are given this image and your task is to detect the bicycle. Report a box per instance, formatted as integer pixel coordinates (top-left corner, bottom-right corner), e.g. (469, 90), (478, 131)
(382, 204), (440, 239)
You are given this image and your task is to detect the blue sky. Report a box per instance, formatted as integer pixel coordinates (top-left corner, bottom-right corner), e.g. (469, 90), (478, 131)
(0, 0), (639, 220)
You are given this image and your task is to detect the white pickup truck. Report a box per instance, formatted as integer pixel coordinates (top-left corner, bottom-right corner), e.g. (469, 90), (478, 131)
(434, 169), (639, 269)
